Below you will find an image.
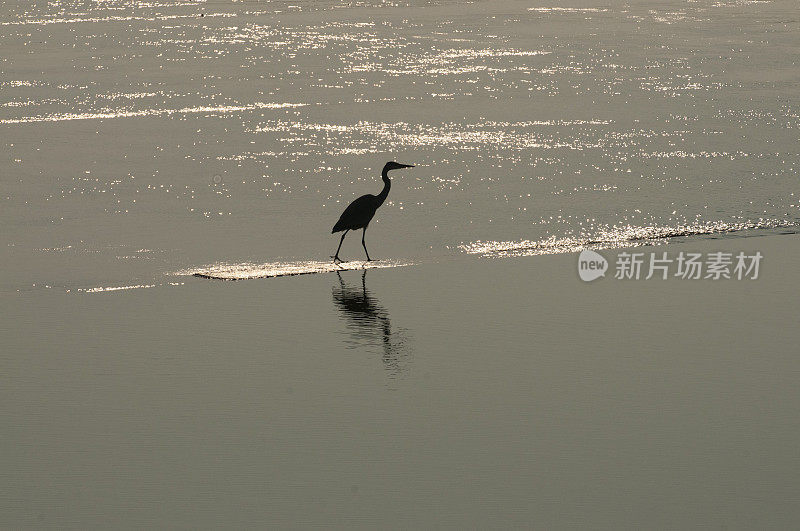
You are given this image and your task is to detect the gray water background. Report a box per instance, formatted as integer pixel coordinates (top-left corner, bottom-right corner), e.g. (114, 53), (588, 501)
(3, 1), (800, 528)
(2, 0), (799, 290)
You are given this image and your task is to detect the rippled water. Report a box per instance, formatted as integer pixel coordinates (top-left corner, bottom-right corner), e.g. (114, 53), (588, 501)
(2, 0), (799, 292)
(187, 258), (411, 279)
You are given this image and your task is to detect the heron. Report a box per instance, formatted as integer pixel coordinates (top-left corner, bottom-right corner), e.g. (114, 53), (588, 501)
(331, 161), (414, 263)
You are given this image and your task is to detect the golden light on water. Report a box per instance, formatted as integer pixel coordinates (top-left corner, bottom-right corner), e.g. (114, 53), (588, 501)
(0, 102), (307, 125)
(460, 219), (800, 258)
(186, 259), (412, 280)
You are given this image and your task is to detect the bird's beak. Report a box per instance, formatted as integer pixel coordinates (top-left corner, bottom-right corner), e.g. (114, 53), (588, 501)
(399, 164), (415, 168)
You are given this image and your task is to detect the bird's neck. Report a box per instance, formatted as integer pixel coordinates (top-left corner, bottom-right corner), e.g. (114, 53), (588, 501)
(376, 169), (391, 207)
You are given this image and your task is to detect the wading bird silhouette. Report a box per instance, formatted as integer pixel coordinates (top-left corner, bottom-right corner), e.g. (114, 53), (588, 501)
(331, 161), (414, 263)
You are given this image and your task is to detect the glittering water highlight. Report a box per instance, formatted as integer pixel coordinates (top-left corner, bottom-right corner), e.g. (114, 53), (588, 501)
(2, 0), (799, 292)
(460, 219), (800, 258)
(186, 259), (411, 280)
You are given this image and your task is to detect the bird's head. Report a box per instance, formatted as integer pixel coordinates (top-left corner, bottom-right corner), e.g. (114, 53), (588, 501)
(383, 161), (415, 173)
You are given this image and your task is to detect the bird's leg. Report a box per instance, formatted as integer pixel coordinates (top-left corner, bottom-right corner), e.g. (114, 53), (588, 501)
(332, 230), (348, 263)
(362, 227), (374, 261)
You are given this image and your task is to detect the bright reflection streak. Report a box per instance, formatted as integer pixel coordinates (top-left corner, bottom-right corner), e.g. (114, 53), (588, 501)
(186, 259), (412, 280)
(461, 220), (800, 258)
(1, 103), (307, 125)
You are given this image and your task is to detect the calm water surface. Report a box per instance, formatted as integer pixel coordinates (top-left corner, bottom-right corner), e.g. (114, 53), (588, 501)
(2, 0), (799, 290)
(2, 1), (800, 528)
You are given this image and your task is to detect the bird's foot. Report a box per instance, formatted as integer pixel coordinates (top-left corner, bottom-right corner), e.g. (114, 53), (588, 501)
(366, 258), (379, 262)
(331, 255), (344, 264)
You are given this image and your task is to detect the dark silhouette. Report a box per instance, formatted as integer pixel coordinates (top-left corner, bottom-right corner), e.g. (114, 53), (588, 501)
(331, 161), (414, 263)
(332, 270), (411, 377)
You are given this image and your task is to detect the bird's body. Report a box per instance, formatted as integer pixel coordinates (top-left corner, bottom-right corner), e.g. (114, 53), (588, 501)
(331, 193), (382, 234)
(331, 161), (414, 262)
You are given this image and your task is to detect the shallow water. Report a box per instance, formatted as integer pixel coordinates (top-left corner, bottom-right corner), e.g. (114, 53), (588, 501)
(2, 0), (800, 292)
(3, 1), (800, 528)
(5, 236), (800, 528)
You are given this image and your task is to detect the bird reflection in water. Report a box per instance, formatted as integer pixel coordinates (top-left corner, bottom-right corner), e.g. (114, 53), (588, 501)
(332, 270), (411, 378)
